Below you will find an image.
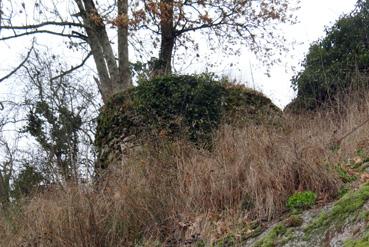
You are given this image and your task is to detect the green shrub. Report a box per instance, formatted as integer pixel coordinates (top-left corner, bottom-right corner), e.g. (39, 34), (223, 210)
(222, 84), (280, 126)
(12, 166), (44, 199)
(290, 0), (369, 111)
(287, 191), (317, 211)
(96, 75), (223, 149)
(134, 74), (223, 144)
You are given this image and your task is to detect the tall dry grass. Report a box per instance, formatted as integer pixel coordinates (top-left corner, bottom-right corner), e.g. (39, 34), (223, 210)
(2, 91), (369, 246)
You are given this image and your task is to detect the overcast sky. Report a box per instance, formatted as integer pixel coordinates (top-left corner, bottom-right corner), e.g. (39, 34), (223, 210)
(248, 0), (358, 107)
(0, 0), (359, 108)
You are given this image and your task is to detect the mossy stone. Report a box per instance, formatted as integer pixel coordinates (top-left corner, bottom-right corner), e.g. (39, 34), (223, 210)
(95, 74), (281, 169)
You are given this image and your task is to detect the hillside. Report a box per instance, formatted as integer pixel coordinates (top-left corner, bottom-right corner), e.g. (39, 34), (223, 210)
(2, 84), (369, 246)
(1, 0), (369, 246)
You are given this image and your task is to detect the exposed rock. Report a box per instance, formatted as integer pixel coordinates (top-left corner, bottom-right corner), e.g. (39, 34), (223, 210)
(244, 184), (369, 247)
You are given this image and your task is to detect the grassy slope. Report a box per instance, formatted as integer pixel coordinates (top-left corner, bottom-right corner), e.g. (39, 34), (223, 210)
(3, 93), (369, 246)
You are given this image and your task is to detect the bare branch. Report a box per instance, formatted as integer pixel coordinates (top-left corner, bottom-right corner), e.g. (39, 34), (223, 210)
(0, 44), (33, 83)
(0, 0), (2, 32)
(0, 21), (84, 30)
(50, 51), (93, 81)
(176, 20), (224, 36)
(0, 29), (85, 41)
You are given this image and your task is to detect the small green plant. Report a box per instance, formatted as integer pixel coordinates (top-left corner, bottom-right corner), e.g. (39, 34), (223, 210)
(240, 194), (254, 210)
(356, 148), (366, 158)
(287, 191), (317, 211)
(329, 142), (341, 153)
(336, 165), (357, 183)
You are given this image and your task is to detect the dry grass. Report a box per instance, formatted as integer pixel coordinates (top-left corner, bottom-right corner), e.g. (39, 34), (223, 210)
(3, 92), (369, 246)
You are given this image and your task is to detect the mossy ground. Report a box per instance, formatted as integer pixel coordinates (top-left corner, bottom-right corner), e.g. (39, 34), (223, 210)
(248, 181), (369, 247)
(253, 224), (287, 247)
(345, 238), (369, 247)
(304, 184), (369, 237)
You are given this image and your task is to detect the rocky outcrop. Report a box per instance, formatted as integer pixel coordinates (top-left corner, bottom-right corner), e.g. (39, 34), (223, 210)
(95, 75), (281, 170)
(245, 184), (369, 247)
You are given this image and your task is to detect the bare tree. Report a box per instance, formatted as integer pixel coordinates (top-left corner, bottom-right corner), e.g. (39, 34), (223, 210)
(21, 49), (99, 182)
(0, 137), (16, 205)
(139, 0), (297, 75)
(0, 47), (99, 187)
(0, 0), (297, 101)
(0, 0), (130, 102)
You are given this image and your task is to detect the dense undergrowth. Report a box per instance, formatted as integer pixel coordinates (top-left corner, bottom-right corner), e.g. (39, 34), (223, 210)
(2, 89), (369, 246)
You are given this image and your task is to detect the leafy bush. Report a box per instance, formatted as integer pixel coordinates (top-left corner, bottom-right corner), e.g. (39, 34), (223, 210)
(290, 0), (369, 111)
(134, 74), (224, 144)
(95, 75), (223, 162)
(287, 191), (317, 210)
(222, 84), (281, 126)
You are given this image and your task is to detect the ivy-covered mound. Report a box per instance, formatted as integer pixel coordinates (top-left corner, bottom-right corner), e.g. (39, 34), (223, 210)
(287, 0), (369, 112)
(95, 74), (280, 168)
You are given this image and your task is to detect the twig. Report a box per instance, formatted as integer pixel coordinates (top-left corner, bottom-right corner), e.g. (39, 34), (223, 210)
(336, 115), (369, 146)
(50, 51), (92, 81)
(0, 43), (34, 83)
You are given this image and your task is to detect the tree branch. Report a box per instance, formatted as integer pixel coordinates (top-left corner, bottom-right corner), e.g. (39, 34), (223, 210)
(50, 51), (92, 81)
(0, 44), (33, 83)
(176, 20), (224, 36)
(0, 29), (85, 41)
(0, 21), (85, 30)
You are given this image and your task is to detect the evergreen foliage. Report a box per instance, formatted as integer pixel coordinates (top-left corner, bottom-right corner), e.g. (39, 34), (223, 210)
(12, 166), (44, 199)
(290, 0), (369, 110)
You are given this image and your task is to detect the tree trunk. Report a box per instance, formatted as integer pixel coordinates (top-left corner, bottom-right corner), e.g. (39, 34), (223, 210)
(117, 0), (131, 91)
(157, 0), (175, 75)
(74, 0), (131, 102)
(0, 170), (10, 207)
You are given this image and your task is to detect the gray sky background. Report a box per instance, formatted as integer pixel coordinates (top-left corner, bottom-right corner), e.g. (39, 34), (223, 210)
(0, 0), (359, 108)
(250, 0), (357, 107)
